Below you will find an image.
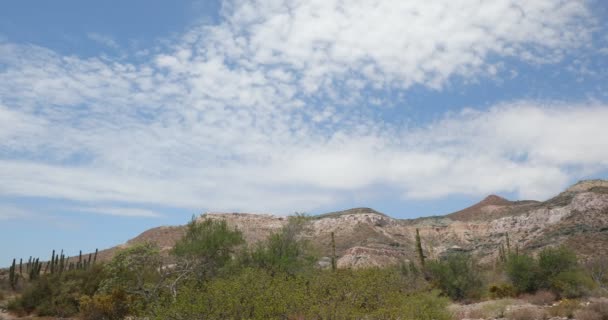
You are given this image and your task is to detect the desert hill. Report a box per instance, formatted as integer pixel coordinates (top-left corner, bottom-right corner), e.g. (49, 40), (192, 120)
(76, 180), (608, 268)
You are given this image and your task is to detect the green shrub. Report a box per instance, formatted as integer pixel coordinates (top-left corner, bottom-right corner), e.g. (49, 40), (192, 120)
(172, 217), (244, 281)
(7, 265), (105, 317)
(247, 215), (317, 276)
(506, 246), (592, 297)
(101, 242), (164, 312)
(426, 252), (484, 301)
(506, 253), (539, 294)
(551, 269), (595, 298)
(154, 267), (451, 320)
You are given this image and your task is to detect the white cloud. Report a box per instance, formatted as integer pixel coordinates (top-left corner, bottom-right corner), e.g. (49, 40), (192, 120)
(0, 0), (605, 214)
(87, 33), (120, 49)
(76, 207), (165, 218)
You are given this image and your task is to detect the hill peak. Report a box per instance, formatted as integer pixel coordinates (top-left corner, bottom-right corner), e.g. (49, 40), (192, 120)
(480, 194), (511, 205)
(446, 194), (513, 221)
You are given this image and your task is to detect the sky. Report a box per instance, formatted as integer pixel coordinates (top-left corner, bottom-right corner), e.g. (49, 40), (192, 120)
(1, 0), (608, 266)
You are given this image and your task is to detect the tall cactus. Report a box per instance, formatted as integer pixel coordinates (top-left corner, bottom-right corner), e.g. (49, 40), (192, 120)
(415, 228), (425, 267)
(9, 258), (17, 290)
(50, 249), (56, 274)
(331, 232), (337, 271)
(59, 250), (65, 273)
(26, 256), (32, 274)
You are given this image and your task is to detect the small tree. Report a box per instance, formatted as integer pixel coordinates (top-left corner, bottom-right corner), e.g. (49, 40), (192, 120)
(101, 242), (164, 311)
(172, 217), (245, 282)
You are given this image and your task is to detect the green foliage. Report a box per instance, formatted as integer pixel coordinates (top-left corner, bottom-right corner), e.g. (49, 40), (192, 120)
(8, 265), (105, 317)
(172, 217), (244, 281)
(248, 214), (316, 275)
(505, 246), (593, 297)
(551, 270), (594, 298)
(426, 252), (484, 301)
(505, 253), (539, 294)
(538, 246), (579, 287)
(101, 242), (164, 311)
(79, 289), (134, 320)
(154, 267), (450, 320)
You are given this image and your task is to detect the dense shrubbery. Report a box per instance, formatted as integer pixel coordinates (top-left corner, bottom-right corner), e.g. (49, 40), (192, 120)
(154, 268), (450, 320)
(426, 252), (484, 301)
(7, 264), (105, 317)
(506, 246), (593, 298)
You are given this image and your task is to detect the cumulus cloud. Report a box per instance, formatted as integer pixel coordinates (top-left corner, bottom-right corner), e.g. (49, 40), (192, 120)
(0, 0), (605, 214)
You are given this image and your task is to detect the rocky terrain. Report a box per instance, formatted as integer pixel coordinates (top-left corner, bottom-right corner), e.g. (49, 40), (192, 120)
(94, 180), (608, 268)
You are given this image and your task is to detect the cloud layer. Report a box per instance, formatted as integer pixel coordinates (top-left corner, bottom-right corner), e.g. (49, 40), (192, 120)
(0, 0), (606, 215)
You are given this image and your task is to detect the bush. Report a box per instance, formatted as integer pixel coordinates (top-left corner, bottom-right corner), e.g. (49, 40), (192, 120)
(489, 283), (517, 299)
(172, 217), (244, 281)
(79, 290), (133, 320)
(538, 246), (578, 286)
(426, 252), (484, 301)
(7, 265), (105, 317)
(506, 246), (592, 298)
(154, 267), (452, 320)
(506, 253), (539, 294)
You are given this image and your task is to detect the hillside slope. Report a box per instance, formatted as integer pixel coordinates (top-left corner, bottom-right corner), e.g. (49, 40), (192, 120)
(84, 180), (608, 268)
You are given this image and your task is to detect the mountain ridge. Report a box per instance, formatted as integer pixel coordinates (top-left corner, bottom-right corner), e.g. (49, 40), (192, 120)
(38, 180), (608, 269)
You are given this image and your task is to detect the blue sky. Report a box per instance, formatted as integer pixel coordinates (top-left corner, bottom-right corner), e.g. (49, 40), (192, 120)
(1, 0), (608, 266)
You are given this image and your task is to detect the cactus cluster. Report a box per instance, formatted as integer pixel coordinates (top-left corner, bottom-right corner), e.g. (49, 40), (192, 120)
(7, 248), (99, 290)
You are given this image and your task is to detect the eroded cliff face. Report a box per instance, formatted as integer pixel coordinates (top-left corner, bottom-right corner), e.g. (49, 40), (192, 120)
(112, 180), (608, 269)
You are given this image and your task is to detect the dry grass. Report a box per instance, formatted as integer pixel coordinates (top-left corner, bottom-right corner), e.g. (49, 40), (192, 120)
(575, 309), (603, 320)
(450, 299), (519, 320)
(548, 299), (582, 318)
(588, 299), (608, 319)
(521, 290), (556, 306)
(506, 306), (547, 320)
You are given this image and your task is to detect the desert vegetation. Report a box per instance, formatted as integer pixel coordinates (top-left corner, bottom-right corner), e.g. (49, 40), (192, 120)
(1, 216), (608, 319)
